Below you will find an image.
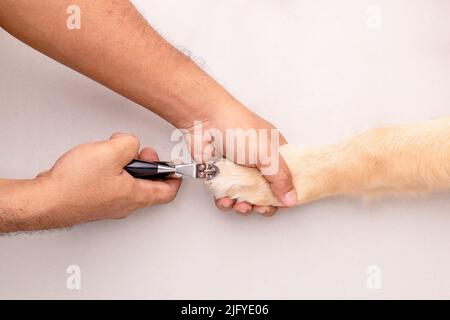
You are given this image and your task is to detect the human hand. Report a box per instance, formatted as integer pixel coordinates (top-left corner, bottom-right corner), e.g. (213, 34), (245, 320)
(178, 99), (297, 217)
(33, 133), (181, 229)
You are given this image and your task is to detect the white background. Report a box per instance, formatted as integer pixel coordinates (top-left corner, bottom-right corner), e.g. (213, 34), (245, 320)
(1, 0), (450, 299)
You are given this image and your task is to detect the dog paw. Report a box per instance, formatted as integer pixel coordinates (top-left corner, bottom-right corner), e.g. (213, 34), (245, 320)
(204, 144), (320, 207)
(205, 159), (282, 206)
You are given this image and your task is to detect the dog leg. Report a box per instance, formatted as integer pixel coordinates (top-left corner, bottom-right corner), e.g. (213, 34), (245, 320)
(206, 118), (450, 206)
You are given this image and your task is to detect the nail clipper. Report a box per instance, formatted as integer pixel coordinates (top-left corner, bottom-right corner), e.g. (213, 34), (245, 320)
(124, 160), (219, 180)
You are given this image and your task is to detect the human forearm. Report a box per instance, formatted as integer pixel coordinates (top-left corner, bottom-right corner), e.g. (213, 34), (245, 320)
(0, 0), (297, 216)
(0, 0), (234, 126)
(0, 178), (57, 232)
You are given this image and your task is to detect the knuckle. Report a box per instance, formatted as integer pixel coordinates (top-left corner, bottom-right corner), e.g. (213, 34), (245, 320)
(112, 133), (140, 151)
(123, 133), (139, 146)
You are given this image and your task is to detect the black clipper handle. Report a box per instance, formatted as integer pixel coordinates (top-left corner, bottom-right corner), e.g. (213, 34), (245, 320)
(124, 160), (174, 180)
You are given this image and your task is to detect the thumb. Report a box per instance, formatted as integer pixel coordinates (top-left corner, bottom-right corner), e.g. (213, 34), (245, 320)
(260, 154), (297, 207)
(109, 133), (140, 168)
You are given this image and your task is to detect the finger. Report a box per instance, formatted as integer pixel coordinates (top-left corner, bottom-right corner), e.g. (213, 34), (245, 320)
(254, 205), (278, 217)
(134, 178), (182, 205)
(260, 154), (297, 207)
(138, 147), (159, 162)
(233, 201), (252, 216)
(109, 133), (140, 168)
(215, 197), (235, 211)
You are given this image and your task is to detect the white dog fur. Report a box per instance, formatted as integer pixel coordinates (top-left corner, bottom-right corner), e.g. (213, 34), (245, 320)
(206, 118), (450, 206)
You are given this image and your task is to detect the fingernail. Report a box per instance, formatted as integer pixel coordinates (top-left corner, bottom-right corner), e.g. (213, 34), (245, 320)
(283, 190), (297, 207)
(238, 208), (250, 214)
(222, 199), (233, 208)
(255, 207), (268, 214)
(236, 204), (250, 214)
